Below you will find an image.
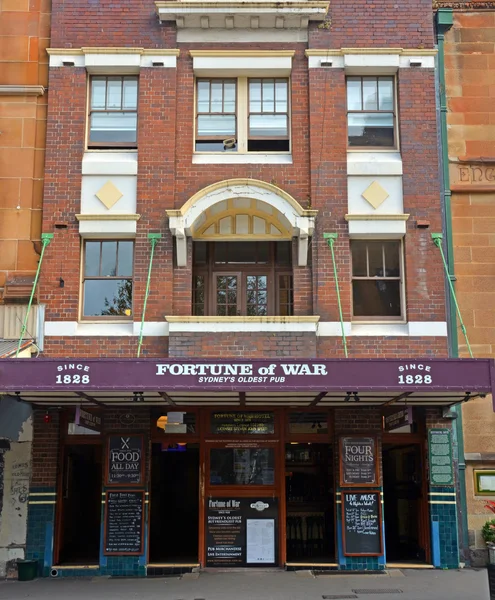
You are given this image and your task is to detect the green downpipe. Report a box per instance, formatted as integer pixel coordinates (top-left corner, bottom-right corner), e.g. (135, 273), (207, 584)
(323, 233), (348, 358)
(15, 233), (53, 358)
(435, 7), (470, 565)
(137, 233), (161, 358)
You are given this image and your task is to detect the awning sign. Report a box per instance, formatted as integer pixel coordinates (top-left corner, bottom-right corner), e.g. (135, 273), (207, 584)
(75, 405), (101, 432)
(384, 407), (412, 431)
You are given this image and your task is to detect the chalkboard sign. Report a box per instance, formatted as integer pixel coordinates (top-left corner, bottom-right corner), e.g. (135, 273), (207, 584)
(104, 490), (144, 555)
(340, 436), (378, 487)
(428, 429), (454, 486)
(106, 434), (144, 485)
(342, 491), (382, 556)
(206, 497), (278, 567)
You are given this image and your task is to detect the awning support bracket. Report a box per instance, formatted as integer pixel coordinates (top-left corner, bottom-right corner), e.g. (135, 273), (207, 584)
(323, 233), (348, 358)
(15, 233), (53, 358)
(432, 233), (473, 358)
(137, 233), (162, 358)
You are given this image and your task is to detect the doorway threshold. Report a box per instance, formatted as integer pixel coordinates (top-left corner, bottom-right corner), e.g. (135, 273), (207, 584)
(51, 564), (99, 569)
(147, 563), (200, 567)
(386, 562), (433, 569)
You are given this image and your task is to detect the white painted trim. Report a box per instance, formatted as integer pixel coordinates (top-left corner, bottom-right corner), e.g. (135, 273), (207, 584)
(178, 29), (308, 43)
(307, 55), (344, 69)
(347, 218), (407, 238)
(317, 322), (353, 337)
(82, 152), (138, 175)
(408, 321), (448, 337)
(399, 55), (435, 69)
(192, 153), (293, 165)
(192, 55), (292, 76)
(45, 322), (168, 337)
(347, 152), (403, 176)
(48, 52), (177, 70)
(317, 322), (447, 337)
(308, 53), (435, 70)
(168, 321), (318, 333)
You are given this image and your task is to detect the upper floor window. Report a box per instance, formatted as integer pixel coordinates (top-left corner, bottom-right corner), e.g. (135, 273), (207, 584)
(89, 76), (138, 148)
(192, 241), (293, 316)
(351, 240), (403, 320)
(195, 77), (290, 153)
(82, 240), (134, 319)
(346, 76), (395, 148)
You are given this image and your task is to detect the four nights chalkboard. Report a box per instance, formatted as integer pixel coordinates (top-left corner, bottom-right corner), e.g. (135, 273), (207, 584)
(340, 436), (378, 487)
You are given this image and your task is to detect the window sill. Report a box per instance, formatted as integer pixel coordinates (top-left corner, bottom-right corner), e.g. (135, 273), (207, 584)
(192, 153), (293, 165)
(165, 316), (319, 333)
(316, 321), (448, 337)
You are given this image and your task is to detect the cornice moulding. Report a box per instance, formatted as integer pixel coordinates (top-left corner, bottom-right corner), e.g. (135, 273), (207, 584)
(0, 85), (45, 96)
(189, 50), (295, 57)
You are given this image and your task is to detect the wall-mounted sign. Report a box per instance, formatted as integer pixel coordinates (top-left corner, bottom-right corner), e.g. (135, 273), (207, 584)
(474, 470), (495, 496)
(211, 412), (275, 435)
(450, 163), (495, 190)
(206, 497), (278, 567)
(106, 435), (144, 486)
(342, 491), (382, 556)
(104, 490), (144, 555)
(340, 436), (378, 487)
(428, 429), (454, 486)
(384, 407), (412, 432)
(75, 405), (101, 432)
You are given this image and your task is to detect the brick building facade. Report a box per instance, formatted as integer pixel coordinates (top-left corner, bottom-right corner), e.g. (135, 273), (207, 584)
(2, 0), (494, 578)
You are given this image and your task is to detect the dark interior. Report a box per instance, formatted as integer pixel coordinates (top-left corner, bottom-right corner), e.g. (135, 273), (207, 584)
(285, 443), (334, 563)
(383, 443), (425, 563)
(59, 444), (102, 564)
(149, 442), (199, 563)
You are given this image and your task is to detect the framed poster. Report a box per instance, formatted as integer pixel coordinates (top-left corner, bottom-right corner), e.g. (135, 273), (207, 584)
(341, 490), (383, 556)
(340, 436), (378, 487)
(104, 490), (144, 555)
(428, 429), (454, 486)
(474, 470), (495, 496)
(106, 434), (144, 486)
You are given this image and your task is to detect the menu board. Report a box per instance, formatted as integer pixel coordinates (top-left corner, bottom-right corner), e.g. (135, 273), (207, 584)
(106, 435), (144, 485)
(211, 412), (275, 435)
(104, 490), (144, 555)
(428, 429), (454, 486)
(342, 491), (382, 556)
(206, 497), (278, 567)
(340, 437), (377, 487)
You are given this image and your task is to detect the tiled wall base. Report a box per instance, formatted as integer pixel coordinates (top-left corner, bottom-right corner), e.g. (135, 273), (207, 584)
(430, 487), (459, 569)
(26, 487), (56, 577)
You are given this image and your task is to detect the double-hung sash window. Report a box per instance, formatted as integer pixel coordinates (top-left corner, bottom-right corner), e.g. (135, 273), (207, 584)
(195, 77), (290, 153)
(89, 76), (138, 148)
(346, 76), (396, 148)
(82, 240), (134, 319)
(351, 240), (403, 320)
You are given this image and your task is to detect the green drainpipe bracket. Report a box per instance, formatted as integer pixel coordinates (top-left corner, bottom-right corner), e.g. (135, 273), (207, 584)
(137, 233), (162, 358)
(15, 233), (53, 358)
(323, 233), (348, 358)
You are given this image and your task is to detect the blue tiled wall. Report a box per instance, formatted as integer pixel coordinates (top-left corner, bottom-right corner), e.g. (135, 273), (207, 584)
(429, 487), (459, 569)
(26, 487), (56, 577)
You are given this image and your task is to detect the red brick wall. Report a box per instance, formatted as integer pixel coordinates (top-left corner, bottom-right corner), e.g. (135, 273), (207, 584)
(42, 337), (167, 358)
(31, 410), (60, 487)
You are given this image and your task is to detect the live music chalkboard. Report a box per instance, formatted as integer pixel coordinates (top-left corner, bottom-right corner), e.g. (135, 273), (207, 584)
(104, 490), (144, 555)
(106, 434), (144, 486)
(342, 491), (382, 556)
(340, 436), (378, 487)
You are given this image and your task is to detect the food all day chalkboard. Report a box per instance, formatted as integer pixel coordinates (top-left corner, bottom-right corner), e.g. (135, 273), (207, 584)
(340, 436), (377, 487)
(107, 434), (144, 485)
(342, 491), (382, 556)
(104, 490), (144, 555)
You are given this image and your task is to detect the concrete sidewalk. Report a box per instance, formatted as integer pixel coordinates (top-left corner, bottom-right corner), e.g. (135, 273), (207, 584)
(0, 568), (490, 600)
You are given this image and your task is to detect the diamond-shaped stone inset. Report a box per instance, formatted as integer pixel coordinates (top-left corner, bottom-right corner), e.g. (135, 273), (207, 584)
(361, 181), (389, 210)
(95, 181), (123, 210)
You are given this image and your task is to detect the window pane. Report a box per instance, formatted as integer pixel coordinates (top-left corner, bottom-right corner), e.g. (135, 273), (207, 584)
(210, 448), (275, 485)
(193, 275), (205, 316)
(216, 275), (237, 316)
(246, 275), (268, 316)
(224, 81), (236, 112)
(257, 242), (270, 264)
(197, 80), (210, 112)
(83, 279), (132, 317)
(193, 241), (207, 265)
(275, 79), (288, 112)
(353, 280), (401, 317)
(117, 241), (134, 277)
(368, 242), (384, 277)
(384, 241), (400, 276)
(278, 275), (293, 317)
(276, 242), (291, 266)
(107, 77), (122, 109)
(85, 242), (100, 276)
(89, 112), (137, 144)
(348, 112), (394, 147)
(249, 114), (287, 137)
(378, 77), (394, 111)
(210, 81), (223, 112)
(214, 242), (228, 264)
(362, 77), (378, 110)
(249, 79), (262, 112)
(123, 78), (138, 109)
(347, 77), (362, 110)
(101, 241), (117, 276)
(197, 114), (236, 137)
(351, 242), (367, 277)
(91, 78), (107, 109)
(227, 243), (258, 264)
(262, 79), (275, 112)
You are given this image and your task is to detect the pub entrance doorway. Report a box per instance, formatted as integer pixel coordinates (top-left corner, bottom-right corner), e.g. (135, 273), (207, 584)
(382, 442), (428, 564)
(149, 442), (200, 564)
